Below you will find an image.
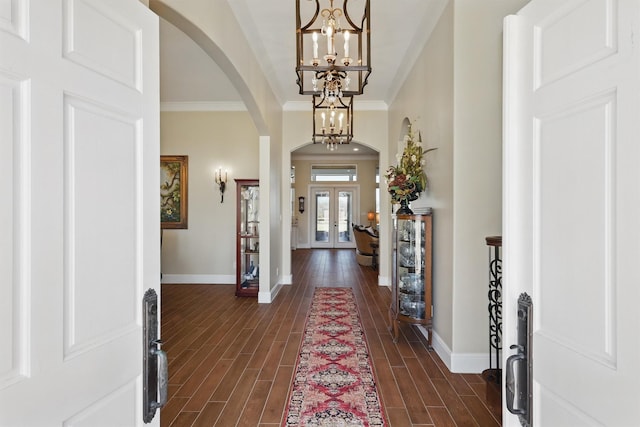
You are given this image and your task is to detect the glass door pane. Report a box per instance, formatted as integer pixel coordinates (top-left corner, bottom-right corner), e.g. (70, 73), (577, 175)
(337, 190), (353, 244)
(314, 190), (330, 245)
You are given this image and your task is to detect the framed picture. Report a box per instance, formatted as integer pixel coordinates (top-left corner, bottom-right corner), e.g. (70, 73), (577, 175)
(160, 155), (188, 229)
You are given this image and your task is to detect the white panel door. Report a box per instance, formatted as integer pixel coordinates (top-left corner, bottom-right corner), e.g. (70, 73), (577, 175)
(503, 0), (640, 425)
(0, 0), (160, 425)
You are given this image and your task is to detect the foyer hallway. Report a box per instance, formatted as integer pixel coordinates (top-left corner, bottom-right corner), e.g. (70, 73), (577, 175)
(160, 249), (501, 426)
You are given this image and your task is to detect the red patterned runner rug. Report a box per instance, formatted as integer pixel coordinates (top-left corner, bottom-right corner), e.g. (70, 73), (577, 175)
(283, 287), (386, 426)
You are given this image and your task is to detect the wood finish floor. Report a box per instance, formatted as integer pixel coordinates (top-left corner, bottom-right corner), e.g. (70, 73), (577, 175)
(160, 249), (502, 427)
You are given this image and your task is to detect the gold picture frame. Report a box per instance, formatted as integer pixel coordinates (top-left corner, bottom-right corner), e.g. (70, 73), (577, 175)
(160, 155), (188, 229)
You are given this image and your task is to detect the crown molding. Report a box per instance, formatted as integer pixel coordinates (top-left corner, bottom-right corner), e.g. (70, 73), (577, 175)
(283, 100), (388, 112)
(291, 153), (379, 161)
(160, 101), (247, 112)
(161, 100), (388, 113)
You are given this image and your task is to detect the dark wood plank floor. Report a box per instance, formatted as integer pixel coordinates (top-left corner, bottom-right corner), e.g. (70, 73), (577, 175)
(160, 249), (501, 426)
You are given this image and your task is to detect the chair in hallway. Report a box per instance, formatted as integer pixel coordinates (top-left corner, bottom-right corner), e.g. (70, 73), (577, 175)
(352, 223), (379, 268)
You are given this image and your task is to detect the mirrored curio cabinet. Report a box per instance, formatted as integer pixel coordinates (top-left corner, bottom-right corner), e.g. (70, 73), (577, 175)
(235, 179), (259, 297)
(389, 212), (433, 346)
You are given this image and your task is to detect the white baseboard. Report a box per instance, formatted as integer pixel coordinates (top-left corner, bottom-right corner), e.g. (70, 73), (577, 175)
(160, 274), (235, 284)
(282, 275), (293, 285)
(258, 290), (271, 303)
(417, 326), (490, 374)
(378, 275), (391, 287)
(162, 274), (287, 304)
(259, 281), (285, 304)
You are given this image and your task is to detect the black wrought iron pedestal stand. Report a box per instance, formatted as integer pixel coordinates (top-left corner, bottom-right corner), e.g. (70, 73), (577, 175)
(483, 236), (502, 384)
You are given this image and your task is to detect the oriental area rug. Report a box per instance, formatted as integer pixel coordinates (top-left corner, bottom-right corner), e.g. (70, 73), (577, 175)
(283, 287), (386, 426)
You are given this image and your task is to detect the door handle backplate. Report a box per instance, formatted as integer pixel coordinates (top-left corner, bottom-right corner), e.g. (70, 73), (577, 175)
(143, 289), (168, 423)
(506, 293), (532, 427)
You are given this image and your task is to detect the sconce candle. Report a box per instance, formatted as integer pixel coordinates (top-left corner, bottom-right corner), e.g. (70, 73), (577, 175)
(326, 25), (333, 55)
(343, 30), (350, 58)
(312, 32), (319, 59)
(298, 196), (305, 214)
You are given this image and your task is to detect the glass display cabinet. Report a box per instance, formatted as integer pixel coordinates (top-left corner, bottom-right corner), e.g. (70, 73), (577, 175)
(389, 212), (433, 346)
(235, 179), (259, 297)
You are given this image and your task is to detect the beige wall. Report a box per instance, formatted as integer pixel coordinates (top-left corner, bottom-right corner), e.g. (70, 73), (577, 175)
(390, 0), (528, 370)
(390, 0), (455, 356)
(451, 0), (529, 356)
(154, 0), (283, 302)
(160, 111), (259, 281)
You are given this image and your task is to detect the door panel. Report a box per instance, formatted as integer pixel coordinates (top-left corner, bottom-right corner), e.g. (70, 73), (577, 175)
(536, 93), (615, 367)
(503, 0), (640, 425)
(0, 63), (27, 389)
(336, 190), (353, 244)
(65, 96), (140, 357)
(313, 190), (331, 244)
(311, 187), (357, 248)
(0, 0), (160, 425)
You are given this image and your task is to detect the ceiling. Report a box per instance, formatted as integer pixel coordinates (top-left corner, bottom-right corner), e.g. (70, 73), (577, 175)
(158, 0), (448, 154)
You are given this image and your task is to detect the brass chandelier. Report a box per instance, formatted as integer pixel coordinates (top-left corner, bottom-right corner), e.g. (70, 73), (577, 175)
(312, 93), (353, 151)
(295, 0), (371, 97)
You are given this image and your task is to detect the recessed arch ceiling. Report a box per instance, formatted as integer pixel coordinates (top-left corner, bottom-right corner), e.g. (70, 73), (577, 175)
(160, 18), (241, 103)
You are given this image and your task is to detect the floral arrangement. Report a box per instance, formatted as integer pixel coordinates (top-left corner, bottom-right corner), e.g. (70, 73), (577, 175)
(385, 122), (436, 205)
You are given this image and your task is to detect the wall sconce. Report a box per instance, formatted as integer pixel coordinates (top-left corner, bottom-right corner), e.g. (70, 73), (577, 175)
(367, 211), (375, 226)
(298, 196), (305, 213)
(215, 168), (227, 203)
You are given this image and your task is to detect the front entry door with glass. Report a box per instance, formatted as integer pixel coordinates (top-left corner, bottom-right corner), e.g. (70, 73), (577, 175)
(311, 187), (357, 248)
